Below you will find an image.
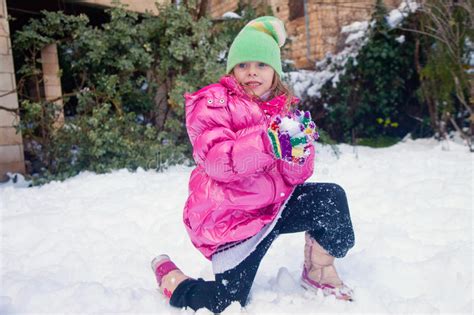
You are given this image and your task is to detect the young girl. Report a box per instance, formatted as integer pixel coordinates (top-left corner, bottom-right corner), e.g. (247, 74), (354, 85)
(151, 16), (355, 313)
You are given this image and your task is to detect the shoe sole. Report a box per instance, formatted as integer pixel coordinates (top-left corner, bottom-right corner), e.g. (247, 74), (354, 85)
(300, 278), (320, 294)
(301, 277), (353, 302)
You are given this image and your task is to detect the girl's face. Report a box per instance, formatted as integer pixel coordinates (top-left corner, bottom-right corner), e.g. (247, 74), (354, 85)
(232, 62), (275, 97)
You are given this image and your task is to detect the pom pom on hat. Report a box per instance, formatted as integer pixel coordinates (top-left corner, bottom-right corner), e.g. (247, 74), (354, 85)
(226, 16), (287, 77)
(246, 16), (287, 47)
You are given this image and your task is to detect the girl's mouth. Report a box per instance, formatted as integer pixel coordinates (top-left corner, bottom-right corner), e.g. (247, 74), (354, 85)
(244, 81), (262, 87)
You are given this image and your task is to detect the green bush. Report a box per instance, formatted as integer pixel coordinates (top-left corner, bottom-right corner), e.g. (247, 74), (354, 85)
(31, 105), (186, 185)
(356, 136), (400, 148)
(13, 3), (259, 184)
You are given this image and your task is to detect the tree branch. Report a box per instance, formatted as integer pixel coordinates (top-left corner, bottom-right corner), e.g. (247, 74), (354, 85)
(197, 0), (208, 20)
(0, 105), (19, 114)
(396, 26), (451, 47)
(0, 89), (17, 98)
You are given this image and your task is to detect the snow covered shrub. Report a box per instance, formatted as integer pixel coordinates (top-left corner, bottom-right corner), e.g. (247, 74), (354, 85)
(291, 1), (422, 144)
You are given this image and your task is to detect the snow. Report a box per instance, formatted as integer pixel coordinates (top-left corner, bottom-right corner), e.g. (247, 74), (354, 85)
(1, 138), (472, 314)
(279, 116), (302, 136)
(287, 69), (338, 99)
(0, 173), (30, 189)
(386, 10), (404, 28)
(341, 21), (369, 34)
(345, 31), (366, 45)
(386, 0), (420, 28)
(395, 35), (406, 44)
(222, 12), (241, 19)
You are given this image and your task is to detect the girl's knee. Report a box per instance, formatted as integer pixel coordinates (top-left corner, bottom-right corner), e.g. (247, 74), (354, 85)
(329, 184), (350, 213)
(329, 183), (346, 198)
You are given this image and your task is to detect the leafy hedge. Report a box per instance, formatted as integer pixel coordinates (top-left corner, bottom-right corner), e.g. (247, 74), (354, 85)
(13, 3), (259, 184)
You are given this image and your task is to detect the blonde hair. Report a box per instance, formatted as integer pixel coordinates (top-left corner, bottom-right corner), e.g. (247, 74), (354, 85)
(269, 73), (294, 111)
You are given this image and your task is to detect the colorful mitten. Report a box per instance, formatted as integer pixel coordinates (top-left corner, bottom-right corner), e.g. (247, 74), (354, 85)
(267, 110), (319, 164)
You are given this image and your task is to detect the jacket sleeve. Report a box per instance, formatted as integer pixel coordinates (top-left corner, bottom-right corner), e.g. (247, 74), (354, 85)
(277, 144), (315, 186)
(186, 91), (275, 183)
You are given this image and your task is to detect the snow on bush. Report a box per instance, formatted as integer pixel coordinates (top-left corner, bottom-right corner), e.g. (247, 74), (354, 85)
(222, 11), (241, 19)
(286, 0), (419, 99)
(395, 35), (406, 44)
(386, 0), (420, 28)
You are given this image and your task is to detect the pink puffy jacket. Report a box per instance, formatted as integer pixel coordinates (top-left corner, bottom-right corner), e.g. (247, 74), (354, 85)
(184, 75), (315, 259)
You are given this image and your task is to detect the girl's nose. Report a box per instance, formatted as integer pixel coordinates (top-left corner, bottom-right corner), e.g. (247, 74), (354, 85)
(248, 64), (258, 76)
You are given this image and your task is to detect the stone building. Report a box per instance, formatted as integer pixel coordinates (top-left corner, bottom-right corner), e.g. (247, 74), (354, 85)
(208, 0), (403, 69)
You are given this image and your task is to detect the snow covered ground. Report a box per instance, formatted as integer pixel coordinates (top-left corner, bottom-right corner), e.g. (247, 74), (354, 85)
(1, 139), (472, 314)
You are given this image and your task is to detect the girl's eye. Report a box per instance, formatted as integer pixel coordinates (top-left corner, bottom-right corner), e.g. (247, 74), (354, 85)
(258, 63), (267, 68)
(238, 63), (247, 68)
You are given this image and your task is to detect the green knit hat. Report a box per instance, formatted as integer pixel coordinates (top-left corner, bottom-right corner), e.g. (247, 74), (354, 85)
(226, 16), (287, 77)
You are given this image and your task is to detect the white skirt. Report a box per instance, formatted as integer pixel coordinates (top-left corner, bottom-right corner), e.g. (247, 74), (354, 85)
(211, 188), (296, 274)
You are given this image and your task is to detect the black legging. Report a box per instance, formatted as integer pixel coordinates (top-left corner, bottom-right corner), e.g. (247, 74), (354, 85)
(170, 182), (355, 313)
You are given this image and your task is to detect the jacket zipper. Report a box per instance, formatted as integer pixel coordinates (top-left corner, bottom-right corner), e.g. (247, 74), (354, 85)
(255, 99), (278, 203)
(265, 171), (277, 203)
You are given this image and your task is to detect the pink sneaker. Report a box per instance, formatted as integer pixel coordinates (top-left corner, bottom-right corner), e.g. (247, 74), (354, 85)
(151, 255), (179, 299)
(301, 266), (354, 301)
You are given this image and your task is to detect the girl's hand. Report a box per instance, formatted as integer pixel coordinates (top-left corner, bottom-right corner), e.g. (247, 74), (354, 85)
(267, 110), (319, 164)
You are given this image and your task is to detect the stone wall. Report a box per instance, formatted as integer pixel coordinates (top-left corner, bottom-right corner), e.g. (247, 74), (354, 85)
(208, 0), (403, 68)
(0, 0), (25, 181)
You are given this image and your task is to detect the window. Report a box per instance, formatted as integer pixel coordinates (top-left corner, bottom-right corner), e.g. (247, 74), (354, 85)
(289, 0), (305, 21)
